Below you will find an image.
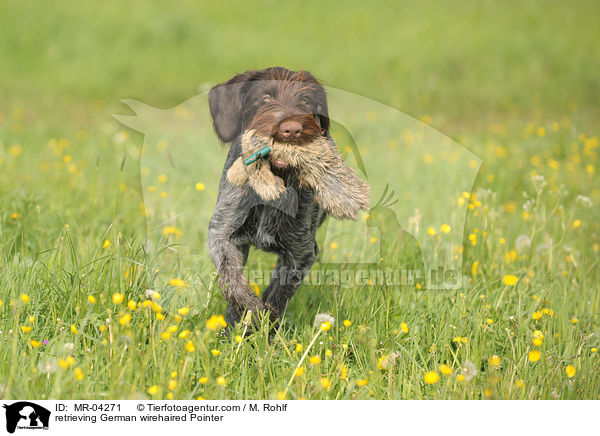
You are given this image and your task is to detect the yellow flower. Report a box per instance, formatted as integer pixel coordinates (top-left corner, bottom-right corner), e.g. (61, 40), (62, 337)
(572, 219), (581, 229)
(516, 379), (525, 389)
(439, 364), (453, 376)
(119, 313), (132, 326)
(199, 377), (208, 384)
(70, 324), (78, 335)
(162, 226), (183, 238)
(356, 378), (369, 387)
(127, 300), (137, 311)
(234, 334), (242, 343)
(170, 371), (178, 378)
(343, 319), (352, 327)
(320, 321), (332, 331)
(441, 224), (451, 234)
(320, 377), (331, 390)
(177, 306), (190, 316)
(528, 350), (541, 362)
(158, 174), (168, 183)
(424, 371), (440, 384)
(20, 326), (32, 333)
(166, 392), (173, 400)
(533, 337), (543, 347)
(216, 376), (226, 386)
(400, 322), (409, 333)
(168, 379), (178, 391)
(456, 374), (465, 382)
(20, 294), (30, 303)
(503, 275), (518, 286)
(211, 349), (221, 357)
(168, 278), (188, 288)
(250, 282), (261, 296)
(488, 355), (501, 367)
(102, 239), (111, 248)
(471, 261), (479, 276)
(325, 349), (332, 357)
(30, 339), (41, 347)
(565, 365), (576, 378)
(179, 330), (190, 339)
(294, 367), (305, 377)
(147, 385), (159, 395)
(195, 182), (206, 191)
(156, 313), (165, 321)
(329, 241), (338, 250)
(167, 325), (178, 333)
(427, 227), (436, 236)
(532, 311), (543, 321)
(58, 356), (75, 369)
(160, 331), (172, 340)
(112, 293), (124, 304)
(571, 317), (578, 325)
(486, 318), (494, 325)
(74, 367), (84, 381)
(205, 314), (227, 331)
(88, 295), (97, 304)
(309, 355), (321, 365)
(295, 343), (303, 353)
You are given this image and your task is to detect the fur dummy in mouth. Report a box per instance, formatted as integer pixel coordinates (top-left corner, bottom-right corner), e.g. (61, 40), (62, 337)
(226, 129), (370, 220)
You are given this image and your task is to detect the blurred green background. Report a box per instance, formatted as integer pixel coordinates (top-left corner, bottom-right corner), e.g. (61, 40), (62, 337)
(2, 0), (599, 133)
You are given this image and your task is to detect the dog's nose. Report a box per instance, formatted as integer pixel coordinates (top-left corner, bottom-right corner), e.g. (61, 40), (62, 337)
(278, 120), (303, 139)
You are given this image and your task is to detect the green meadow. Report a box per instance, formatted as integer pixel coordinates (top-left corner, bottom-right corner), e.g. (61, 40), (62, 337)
(1, 1), (599, 399)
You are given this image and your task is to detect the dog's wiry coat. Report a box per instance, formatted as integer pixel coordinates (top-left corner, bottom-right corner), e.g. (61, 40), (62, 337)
(227, 130), (370, 220)
(207, 67), (370, 327)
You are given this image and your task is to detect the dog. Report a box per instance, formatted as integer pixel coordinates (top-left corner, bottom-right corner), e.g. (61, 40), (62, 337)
(207, 67), (368, 327)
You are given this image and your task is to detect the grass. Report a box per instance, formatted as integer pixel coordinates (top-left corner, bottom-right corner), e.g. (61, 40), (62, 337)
(0, 0), (599, 400)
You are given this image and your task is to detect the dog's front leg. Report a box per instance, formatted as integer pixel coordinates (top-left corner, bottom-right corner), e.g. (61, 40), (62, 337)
(208, 233), (268, 326)
(262, 251), (316, 316)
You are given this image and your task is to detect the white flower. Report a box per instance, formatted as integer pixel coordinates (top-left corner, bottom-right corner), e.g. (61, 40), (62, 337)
(461, 360), (478, 381)
(313, 313), (335, 329)
(38, 358), (58, 374)
(516, 234), (531, 252)
(63, 343), (75, 353)
(576, 195), (593, 208)
(531, 174), (546, 193)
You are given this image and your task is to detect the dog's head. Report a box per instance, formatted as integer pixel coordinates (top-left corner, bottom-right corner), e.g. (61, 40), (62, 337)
(208, 67), (329, 146)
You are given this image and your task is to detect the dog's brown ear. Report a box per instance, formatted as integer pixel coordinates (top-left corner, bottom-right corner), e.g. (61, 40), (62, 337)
(208, 70), (261, 143)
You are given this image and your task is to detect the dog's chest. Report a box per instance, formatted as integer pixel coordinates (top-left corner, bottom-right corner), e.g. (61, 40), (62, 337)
(241, 189), (320, 252)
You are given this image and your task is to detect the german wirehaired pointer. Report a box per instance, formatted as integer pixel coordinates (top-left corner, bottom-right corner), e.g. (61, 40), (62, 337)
(208, 67), (369, 327)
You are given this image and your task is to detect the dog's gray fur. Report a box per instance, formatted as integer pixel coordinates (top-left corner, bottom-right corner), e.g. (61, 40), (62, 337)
(209, 136), (327, 326)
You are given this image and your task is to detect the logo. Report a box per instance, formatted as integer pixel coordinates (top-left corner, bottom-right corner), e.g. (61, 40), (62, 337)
(2, 402), (50, 434)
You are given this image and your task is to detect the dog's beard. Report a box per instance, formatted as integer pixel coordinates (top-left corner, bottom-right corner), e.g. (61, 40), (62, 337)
(226, 130), (370, 220)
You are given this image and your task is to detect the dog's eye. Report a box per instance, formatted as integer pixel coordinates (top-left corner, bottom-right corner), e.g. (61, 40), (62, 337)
(262, 94), (272, 102)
